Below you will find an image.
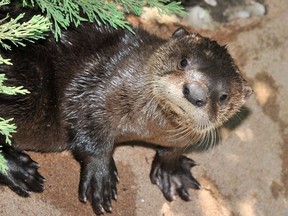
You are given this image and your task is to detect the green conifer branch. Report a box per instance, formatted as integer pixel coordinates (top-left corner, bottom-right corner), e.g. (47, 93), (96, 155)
(0, 13), (51, 50)
(0, 117), (16, 145)
(0, 2), (51, 174)
(0, 55), (12, 65)
(0, 117), (16, 174)
(77, 0), (132, 30)
(115, 0), (143, 16)
(24, 0), (185, 40)
(146, 0), (186, 15)
(0, 73), (28, 174)
(0, 73), (30, 95)
(0, 0), (9, 7)
(0, 153), (8, 174)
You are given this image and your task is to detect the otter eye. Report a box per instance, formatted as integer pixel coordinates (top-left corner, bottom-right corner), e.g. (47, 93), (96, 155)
(219, 94), (228, 103)
(179, 58), (188, 68)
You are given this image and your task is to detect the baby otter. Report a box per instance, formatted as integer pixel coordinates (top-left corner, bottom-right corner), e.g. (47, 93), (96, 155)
(0, 19), (252, 214)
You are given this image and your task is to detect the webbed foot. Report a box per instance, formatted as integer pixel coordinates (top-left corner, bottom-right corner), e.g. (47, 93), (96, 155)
(0, 146), (45, 197)
(78, 156), (119, 215)
(150, 152), (200, 201)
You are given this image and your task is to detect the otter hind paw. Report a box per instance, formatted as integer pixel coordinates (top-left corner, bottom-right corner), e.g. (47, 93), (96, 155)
(150, 154), (200, 202)
(0, 146), (45, 197)
(78, 157), (119, 215)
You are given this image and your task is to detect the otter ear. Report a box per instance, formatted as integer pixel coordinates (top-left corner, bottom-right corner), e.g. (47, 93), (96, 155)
(171, 27), (190, 39)
(243, 84), (253, 100)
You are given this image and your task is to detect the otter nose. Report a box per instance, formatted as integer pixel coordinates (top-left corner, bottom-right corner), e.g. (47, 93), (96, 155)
(183, 83), (207, 107)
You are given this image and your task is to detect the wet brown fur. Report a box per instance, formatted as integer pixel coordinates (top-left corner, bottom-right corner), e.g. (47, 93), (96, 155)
(0, 23), (251, 151)
(0, 10), (252, 214)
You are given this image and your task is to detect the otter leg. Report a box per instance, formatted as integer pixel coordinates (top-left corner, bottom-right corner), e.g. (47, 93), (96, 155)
(72, 144), (119, 215)
(150, 148), (200, 201)
(0, 145), (45, 197)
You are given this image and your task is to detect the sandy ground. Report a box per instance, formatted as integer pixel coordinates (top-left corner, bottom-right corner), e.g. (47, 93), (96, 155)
(1, 1), (288, 215)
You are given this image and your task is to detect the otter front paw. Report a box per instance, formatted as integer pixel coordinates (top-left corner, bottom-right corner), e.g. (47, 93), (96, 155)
(0, 146), (45, 197)
(150, 154), (200, 201)
(79, 157), (119, 215)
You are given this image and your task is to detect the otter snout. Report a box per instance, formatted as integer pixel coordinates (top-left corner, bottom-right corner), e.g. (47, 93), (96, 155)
(183, 83), (207, 107)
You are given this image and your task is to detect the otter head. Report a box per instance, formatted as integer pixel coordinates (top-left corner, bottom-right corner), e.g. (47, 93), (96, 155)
(149, 28), (252, 136)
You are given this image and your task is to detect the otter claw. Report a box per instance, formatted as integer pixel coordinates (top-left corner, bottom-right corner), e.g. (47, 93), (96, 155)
(177, 186), (191, 201)
(92, 203), (104, 215)
(0, 146), (45, 197)
(150, 153), (200, 202)
(78, 156), (118, 215)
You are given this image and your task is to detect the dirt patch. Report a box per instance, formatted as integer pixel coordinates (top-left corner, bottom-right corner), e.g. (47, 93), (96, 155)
(128, 9), (263, 44)
(197, 174), (232, 216)
(270, 180), (283, 199)
(253, 71), (280, 122)
(29, 152), (137, 216)
(252, 71), (288, 201)
(280, 134), (288, 200)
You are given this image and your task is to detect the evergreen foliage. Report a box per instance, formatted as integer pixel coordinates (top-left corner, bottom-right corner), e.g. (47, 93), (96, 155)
(0, 74), (30, 95)
(0, 0), (185, 174)
(0, 116), (16, 174)
(23, 0), (185, 40)
(0, 0), (51, 174)
(0, 13), (51, 50)
(0, 117), (16, 145)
